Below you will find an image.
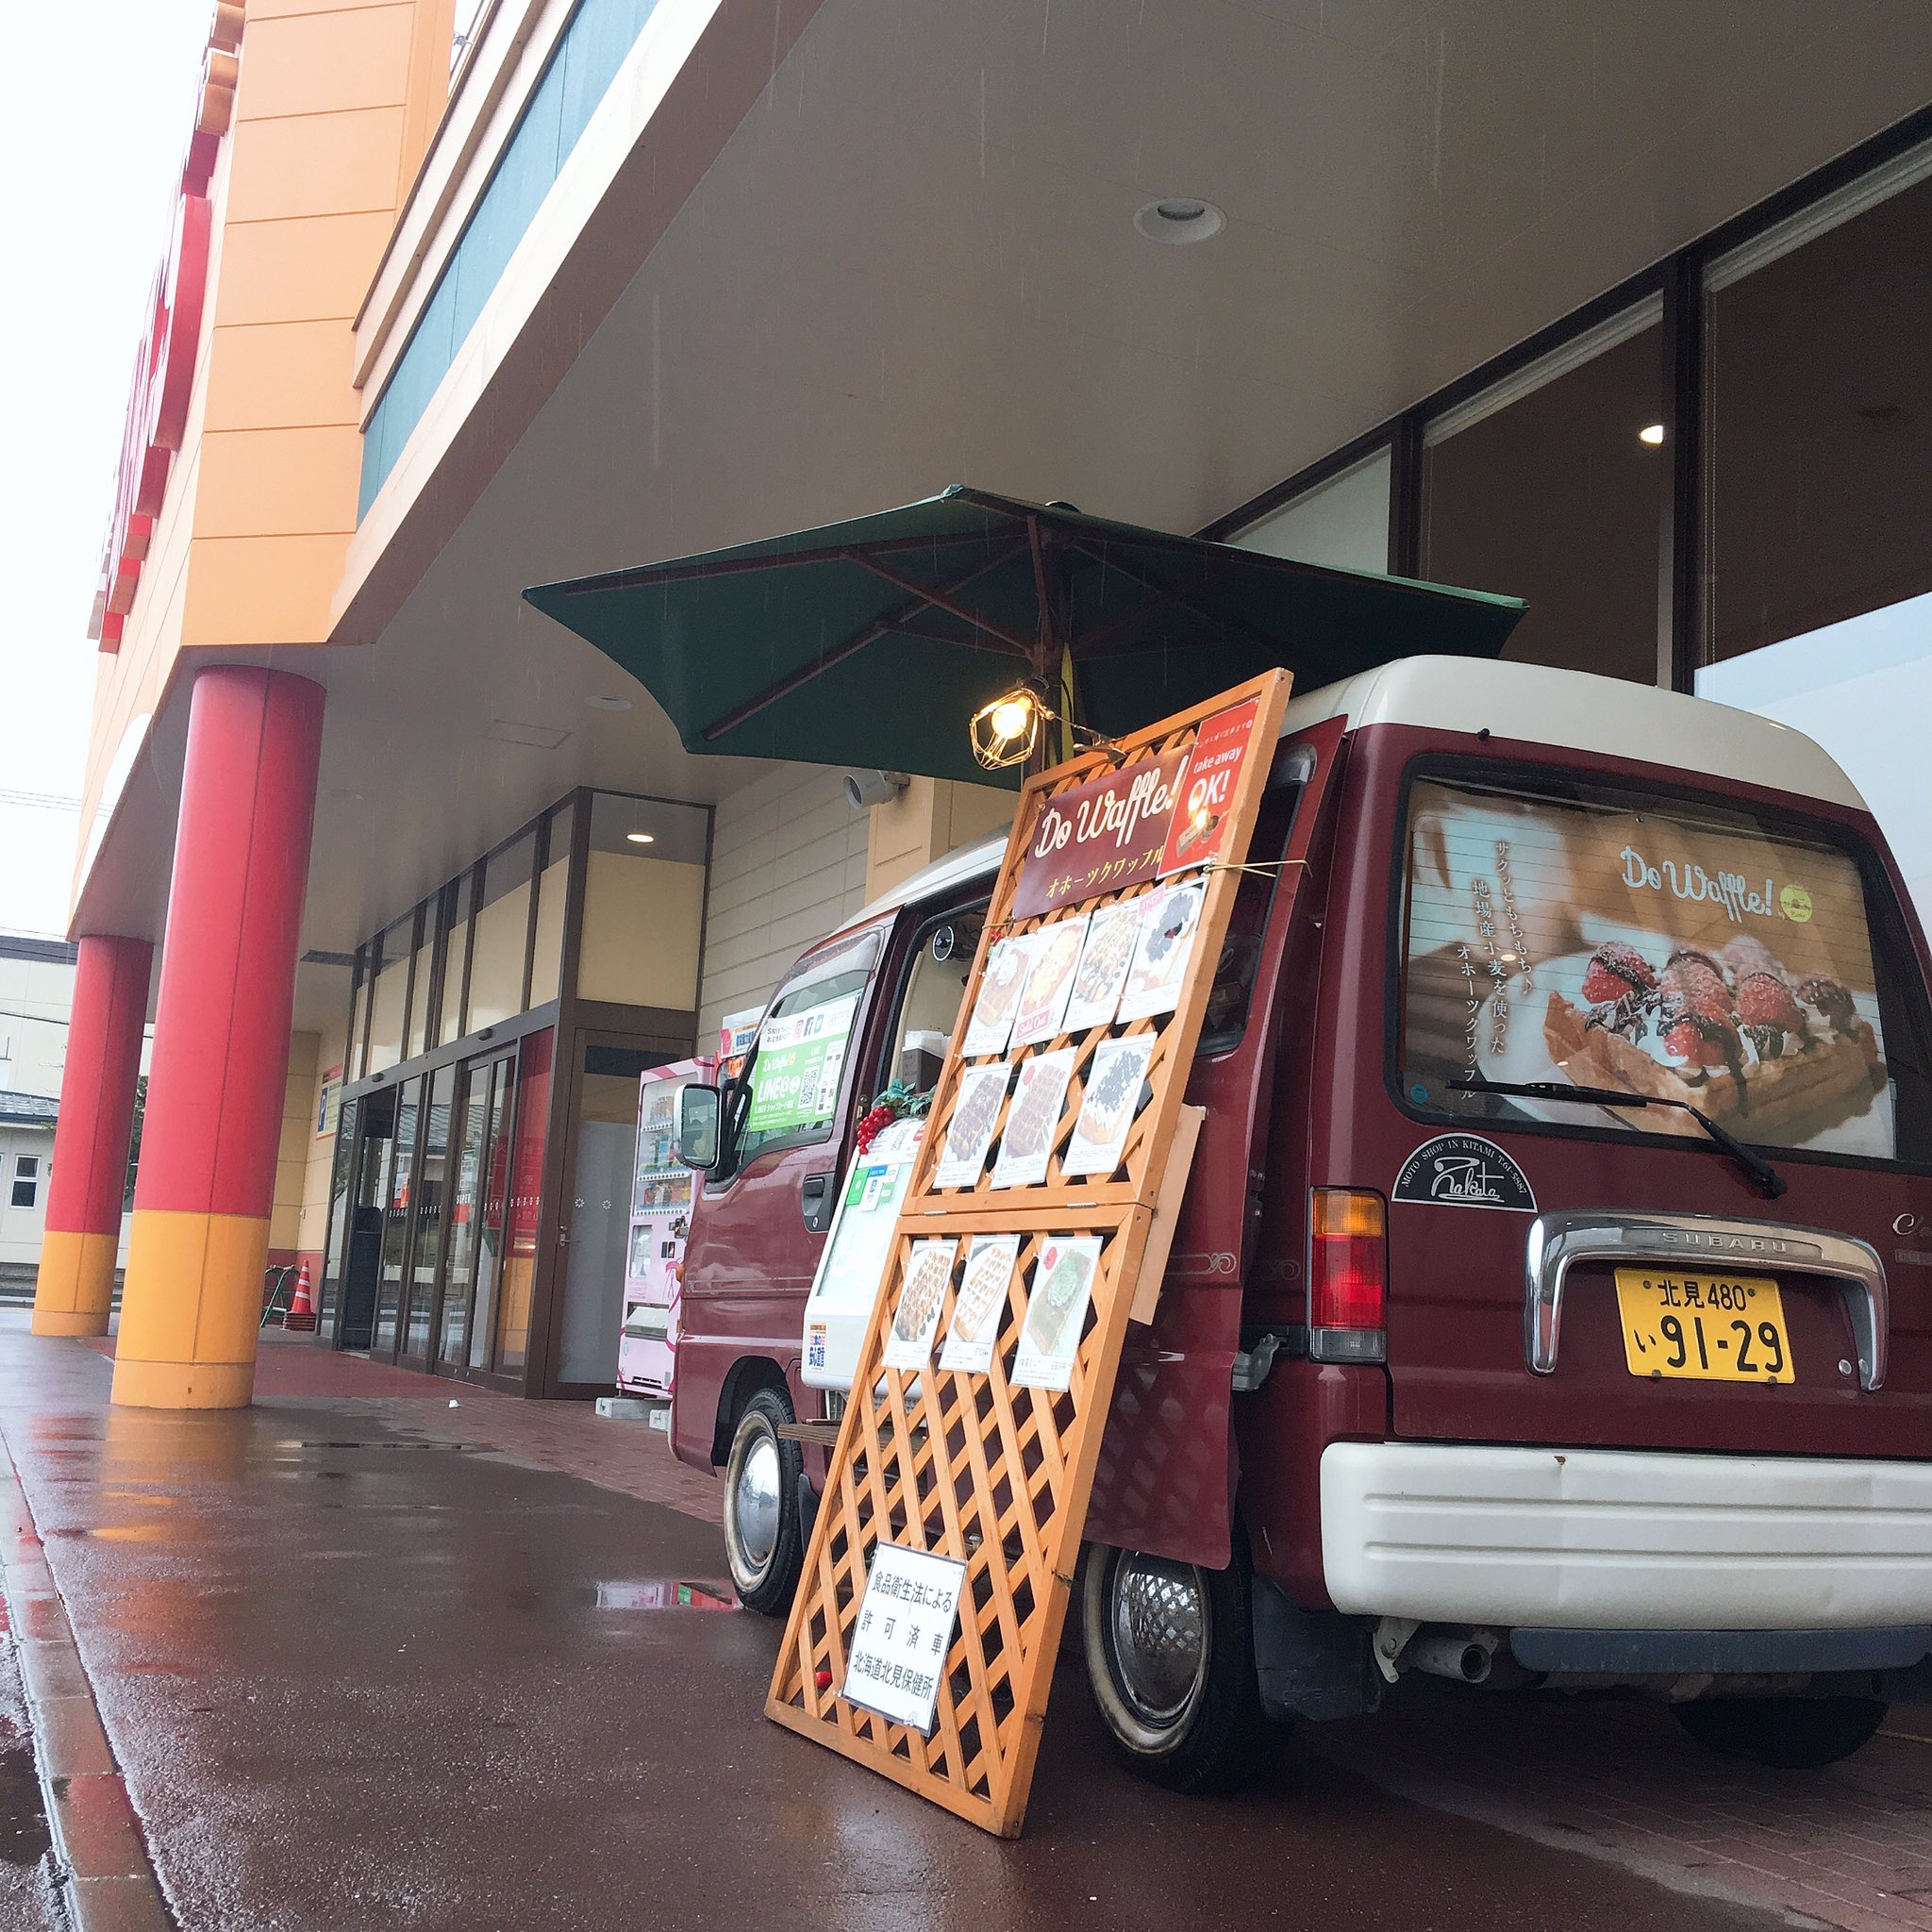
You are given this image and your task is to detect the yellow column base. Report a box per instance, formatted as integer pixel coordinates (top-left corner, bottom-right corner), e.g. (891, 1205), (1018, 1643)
(111, 1208), (269, 1411)
(31, 1230), (119, 1337)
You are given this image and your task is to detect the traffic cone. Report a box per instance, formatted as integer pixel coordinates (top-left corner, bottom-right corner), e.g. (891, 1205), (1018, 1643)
(283, 1262), (317, 1332)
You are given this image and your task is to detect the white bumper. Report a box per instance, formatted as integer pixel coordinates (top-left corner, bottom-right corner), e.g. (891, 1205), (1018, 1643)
(1321, 1441), (1932, 1629)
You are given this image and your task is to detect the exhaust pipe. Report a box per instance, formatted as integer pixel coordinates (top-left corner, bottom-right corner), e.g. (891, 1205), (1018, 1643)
(1407, 1628), (1498, 1685)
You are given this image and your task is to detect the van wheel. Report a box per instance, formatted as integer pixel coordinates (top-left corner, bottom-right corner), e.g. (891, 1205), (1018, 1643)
(1081, 1539), (1279, 1793)
(1674, 1695), (1887, 1769)
(723, 1388), (804, 1617)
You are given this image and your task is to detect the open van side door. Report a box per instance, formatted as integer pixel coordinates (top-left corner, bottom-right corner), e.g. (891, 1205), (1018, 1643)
(1087, 715), (1349, 1569)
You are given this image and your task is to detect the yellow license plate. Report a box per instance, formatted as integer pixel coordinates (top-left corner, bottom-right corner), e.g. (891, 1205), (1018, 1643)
(1614, 1270), (1793, 1383)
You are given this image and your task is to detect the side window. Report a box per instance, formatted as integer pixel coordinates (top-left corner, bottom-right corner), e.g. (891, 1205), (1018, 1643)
(10, 1156), (39, 1210)
(732, 930), (883, 1171)
(1198, 742), (1316, 1055)
(873, 907), (988, 1105)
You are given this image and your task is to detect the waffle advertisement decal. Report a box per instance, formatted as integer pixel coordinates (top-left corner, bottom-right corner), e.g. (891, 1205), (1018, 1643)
(1401, 776), (1891, 1155)
(765, 672), (1293, 1838)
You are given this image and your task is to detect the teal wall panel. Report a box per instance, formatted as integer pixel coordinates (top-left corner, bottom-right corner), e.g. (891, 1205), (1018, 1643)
(358, 0), (659, 519)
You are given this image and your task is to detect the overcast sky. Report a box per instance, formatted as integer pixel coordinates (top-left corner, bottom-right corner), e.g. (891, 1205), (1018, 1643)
(0, 2), (221, 938)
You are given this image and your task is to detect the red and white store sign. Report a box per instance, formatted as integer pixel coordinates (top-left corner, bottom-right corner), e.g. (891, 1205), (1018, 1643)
(1158, 694), (1263, 876)
(89, 9), (242, 653)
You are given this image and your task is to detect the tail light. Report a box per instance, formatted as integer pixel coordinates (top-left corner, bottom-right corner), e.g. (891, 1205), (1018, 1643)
(1309, 1188), (1387, 1363)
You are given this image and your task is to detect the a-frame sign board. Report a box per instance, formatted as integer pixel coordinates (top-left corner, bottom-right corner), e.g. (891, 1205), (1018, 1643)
(767, 670), (1294, 1838)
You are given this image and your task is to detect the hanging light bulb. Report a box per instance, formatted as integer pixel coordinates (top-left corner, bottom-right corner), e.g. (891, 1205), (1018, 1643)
(970, 682), (1048, 770)
(968, 678), (1125, 772)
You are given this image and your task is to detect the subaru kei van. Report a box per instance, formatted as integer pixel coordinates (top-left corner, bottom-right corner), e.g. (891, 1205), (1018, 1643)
(669, 655), (1932, 1790)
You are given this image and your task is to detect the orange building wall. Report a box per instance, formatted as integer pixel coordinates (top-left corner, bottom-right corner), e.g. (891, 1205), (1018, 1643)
(80, 0), (454, 865)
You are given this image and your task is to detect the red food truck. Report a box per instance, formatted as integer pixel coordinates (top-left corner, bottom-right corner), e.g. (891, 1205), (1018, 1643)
(667, 654), (1932, 1790)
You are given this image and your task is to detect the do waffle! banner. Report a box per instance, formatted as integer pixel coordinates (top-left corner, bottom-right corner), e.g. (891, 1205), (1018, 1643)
(1400, 776), (1891, 1158)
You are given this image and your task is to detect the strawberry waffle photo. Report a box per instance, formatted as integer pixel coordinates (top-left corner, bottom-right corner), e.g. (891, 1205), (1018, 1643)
(1543, 934), (1884, 1142)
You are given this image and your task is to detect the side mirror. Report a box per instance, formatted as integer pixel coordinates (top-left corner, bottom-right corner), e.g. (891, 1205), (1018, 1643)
(674, 1083), (723, 1171)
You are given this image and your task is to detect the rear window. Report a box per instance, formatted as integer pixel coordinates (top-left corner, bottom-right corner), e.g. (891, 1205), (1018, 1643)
(1397, 769), (1932, 1166)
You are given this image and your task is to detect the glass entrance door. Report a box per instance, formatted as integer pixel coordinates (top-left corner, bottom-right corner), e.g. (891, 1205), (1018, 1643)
(338, 1089), (395, 1351)
(437, 1052), (516, 1372)
(400, 1064), (457, 1367)
(372, 1077), (423, 1357)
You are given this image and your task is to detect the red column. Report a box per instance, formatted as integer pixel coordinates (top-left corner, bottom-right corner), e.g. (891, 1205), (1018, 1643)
(32, 936), (153, 1337)
(113, 667), (325, 1410)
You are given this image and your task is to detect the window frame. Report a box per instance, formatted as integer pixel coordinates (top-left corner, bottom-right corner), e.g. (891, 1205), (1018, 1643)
(1199, 107), (1932, 699)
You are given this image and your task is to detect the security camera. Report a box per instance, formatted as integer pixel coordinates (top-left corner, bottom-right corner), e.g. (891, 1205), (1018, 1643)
(843, 770), (910, 811)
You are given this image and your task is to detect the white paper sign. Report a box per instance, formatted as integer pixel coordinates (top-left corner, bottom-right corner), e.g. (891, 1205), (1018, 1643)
(801, 1119), (924, 1391)
(842, 1541), (968, 1733)
(1062, 899), (1145, 1034)
(990, 1049), (1075, 1189)
(961, 932), (1039, 1058)
(1118, 881), (1205, 1024)
(939, 1234), (1021, 1375)
(1011, 912), (1090, 1047)
(882, 1239), (958, 1371)
(933, 1061), (1010, 1189)
(1064, 1035), (1155, 1176)
(1014, 1235), (1102, 1391)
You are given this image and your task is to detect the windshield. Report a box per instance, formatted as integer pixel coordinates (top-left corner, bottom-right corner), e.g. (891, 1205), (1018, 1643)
(1397, 768), (1932, 1165)
(734, 930), (881, 1167)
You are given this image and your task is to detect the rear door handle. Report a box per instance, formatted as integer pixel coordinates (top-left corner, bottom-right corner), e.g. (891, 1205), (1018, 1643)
(800, 1173), (834, 1233)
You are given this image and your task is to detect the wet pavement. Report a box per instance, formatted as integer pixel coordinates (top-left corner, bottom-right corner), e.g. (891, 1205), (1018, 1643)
(0, 1593), (58, 1932)
(0, 1315), (1841, 1931)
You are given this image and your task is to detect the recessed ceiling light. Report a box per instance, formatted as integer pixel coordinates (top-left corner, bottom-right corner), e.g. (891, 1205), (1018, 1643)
(1639, 423), (1666, 446)
(625, 831), (656, 844)
(485, 718), (570, 749)
(584, 694), (632, 712)
(1134, 197), (1226, 245)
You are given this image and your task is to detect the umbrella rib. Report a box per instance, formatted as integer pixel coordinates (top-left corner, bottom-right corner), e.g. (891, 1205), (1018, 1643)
(696, 542), (1034, 743)
(838, 548), (1038, 657)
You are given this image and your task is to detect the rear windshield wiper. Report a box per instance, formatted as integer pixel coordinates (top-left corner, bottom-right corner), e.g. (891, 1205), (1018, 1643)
(1448, 1073), (1787, 1201)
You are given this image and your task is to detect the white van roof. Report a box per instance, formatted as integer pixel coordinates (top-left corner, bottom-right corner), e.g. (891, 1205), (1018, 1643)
(837, 657), (1867, 934)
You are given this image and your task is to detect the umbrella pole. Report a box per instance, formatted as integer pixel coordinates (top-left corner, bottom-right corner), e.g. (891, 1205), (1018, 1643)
(1024, 518), (1073, 779)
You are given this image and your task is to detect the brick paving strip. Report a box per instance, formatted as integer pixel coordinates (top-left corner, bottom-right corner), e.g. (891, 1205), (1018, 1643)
(0, 1426), (171, 1932)
(1315, 1677), (1932, 1932)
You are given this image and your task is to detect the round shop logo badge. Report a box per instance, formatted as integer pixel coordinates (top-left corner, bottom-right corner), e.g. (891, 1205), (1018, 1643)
(1780, 883), (1813, 923)
(1393, 1134), (1537, 1213)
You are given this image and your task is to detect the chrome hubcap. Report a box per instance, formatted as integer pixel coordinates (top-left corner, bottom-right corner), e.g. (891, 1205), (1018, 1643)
(731, 1432), (782, 1574)
(1108, 1554), (1208, 1725)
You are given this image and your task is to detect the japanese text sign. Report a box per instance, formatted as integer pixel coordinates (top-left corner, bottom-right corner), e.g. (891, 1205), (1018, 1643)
(842, 1542), (968, 1733)
(1010, 750), (1187, 920)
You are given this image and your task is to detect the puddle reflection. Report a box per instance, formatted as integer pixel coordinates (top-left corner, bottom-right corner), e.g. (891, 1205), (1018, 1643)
(580, 1580), (737, 1610)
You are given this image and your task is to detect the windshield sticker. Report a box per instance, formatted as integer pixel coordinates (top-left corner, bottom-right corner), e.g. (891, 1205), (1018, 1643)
(1393, 1135), (1537, 1212)
(1401, 779), (1892, 1159)
(744, 992), (859, 1135)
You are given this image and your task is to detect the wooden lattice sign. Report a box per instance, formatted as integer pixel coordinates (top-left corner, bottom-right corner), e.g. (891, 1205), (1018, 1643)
(767, 670), (1294, 1836)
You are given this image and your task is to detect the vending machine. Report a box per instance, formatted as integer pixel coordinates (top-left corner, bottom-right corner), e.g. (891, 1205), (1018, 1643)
(617, 1058), (711, 1408)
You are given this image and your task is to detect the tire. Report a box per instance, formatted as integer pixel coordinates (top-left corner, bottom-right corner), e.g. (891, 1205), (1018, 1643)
(1081, 1536), (1280, 1794)
(722, 1387), (805, 1617)
(1674, 1695), (1887, 1770)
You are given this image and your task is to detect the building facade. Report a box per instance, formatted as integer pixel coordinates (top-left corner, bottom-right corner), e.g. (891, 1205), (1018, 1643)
(52, 0), (1932, 1402)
